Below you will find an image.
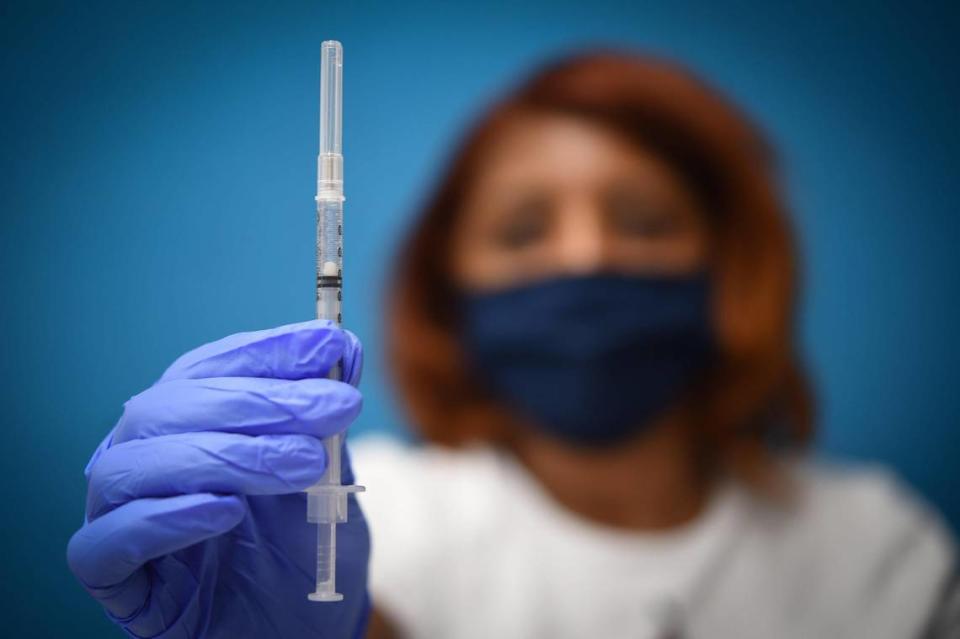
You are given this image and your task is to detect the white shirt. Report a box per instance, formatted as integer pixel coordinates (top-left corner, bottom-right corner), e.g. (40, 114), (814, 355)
(352, 436), (955, 639)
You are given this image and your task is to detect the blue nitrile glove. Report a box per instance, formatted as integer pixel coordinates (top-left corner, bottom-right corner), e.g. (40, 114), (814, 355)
(66, 320), (370, 639)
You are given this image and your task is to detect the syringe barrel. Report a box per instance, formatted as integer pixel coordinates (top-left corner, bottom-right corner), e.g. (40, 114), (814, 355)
(306, 433), (349, 524)
(316, 192), (343, 326)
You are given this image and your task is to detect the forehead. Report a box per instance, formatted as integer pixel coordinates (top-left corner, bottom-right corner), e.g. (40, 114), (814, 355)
(469, 112), (677, 191)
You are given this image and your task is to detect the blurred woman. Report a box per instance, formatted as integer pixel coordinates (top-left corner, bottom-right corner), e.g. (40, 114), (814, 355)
(357, 51), (957, 638)
(68, 51), (956, 639)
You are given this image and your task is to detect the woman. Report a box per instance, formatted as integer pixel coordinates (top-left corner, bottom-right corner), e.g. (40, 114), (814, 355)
(68, 52), (956, 639)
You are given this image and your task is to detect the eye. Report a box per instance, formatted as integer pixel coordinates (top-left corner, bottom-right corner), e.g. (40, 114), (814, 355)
(489, 196), (551, 250)
(605, 191), (684, 239)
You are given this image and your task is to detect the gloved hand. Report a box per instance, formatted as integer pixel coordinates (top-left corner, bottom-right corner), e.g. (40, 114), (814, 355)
(66, 320), (370, 639)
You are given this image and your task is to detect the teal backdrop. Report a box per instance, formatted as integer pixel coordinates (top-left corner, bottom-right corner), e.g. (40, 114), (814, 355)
(1, 1), (957, 636)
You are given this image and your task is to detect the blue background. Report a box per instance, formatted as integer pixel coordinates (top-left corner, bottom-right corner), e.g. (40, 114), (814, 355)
(2, 1), (957, 635)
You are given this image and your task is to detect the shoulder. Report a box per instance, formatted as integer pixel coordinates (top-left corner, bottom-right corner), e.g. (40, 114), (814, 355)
(787, 458), (954, 568)
(696, 459), (955, 638)
(752, 458), (955, 636)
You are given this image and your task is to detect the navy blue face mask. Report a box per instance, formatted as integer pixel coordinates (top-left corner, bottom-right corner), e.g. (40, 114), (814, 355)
(459, 273), (715, 447)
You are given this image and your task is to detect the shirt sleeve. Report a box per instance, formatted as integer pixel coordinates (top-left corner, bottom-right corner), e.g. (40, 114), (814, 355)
(862, 472), (957, 639)
(807, 464), (958, 639)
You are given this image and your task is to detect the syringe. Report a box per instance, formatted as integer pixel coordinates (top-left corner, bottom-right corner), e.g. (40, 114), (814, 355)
(306, 39), (364, 603)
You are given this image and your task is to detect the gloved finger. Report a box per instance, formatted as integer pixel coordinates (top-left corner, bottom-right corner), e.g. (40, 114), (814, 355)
(157, 319), (358, 383)
(341, 329), (363, 387)
(87, 432), (328, 521)
(113, 376), (362, 444)
(67, 493), (246, 617)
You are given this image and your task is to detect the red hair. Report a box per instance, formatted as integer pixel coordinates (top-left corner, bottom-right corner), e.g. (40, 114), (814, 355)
(386, 50), (813, 482)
